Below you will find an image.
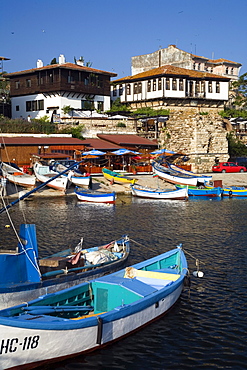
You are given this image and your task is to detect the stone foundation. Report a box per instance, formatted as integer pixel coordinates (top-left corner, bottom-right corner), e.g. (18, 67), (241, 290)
(159, 109), (229, 172)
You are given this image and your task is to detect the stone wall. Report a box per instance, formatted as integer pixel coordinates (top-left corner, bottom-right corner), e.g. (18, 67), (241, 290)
(58, 117), (137, 138)
(159, 109), (229, 172)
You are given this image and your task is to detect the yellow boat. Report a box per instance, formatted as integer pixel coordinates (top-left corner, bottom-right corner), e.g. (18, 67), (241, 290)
(102, 167), (137, 185)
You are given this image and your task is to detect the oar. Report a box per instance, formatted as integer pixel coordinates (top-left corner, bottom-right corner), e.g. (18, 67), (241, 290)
(25, 305), (93, 315)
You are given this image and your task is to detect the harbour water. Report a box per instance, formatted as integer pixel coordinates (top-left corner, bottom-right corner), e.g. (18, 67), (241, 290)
(1, 194), (246, 369)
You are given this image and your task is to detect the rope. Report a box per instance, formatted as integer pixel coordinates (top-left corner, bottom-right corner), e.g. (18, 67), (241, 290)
(183, 249), (205, 265)
(129, 238), (157, 253)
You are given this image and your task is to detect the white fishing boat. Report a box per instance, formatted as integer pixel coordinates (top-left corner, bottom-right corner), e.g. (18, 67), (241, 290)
(52, 161), (91, 187)
(75, 187), (116, 203)
(130, 184), (188, 200)
(0, 162), (36, 188)
(33, 162), (68, 192)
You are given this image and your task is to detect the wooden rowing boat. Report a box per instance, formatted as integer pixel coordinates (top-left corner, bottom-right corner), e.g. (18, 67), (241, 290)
(0, 162), (36, 188)
(0, 224), (130, 309)
(33, 162), (68, 191)
(176, 184), (223, 197)
(75, 187), (116, 203)
(102, 167), (137, 185)
(0, 245), (187, 370)
(130, 184), (188, 200)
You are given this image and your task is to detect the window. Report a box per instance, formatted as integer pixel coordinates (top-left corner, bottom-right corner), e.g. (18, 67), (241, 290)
(198, 63), (201, 71)
(15, 81), (20, 89)
(201, 81), (205, 93)
(208, 81), (212, 93)
(193, 63), (196, 70)
(231, 68), (234, 75)
(113, 85), (117, 96)
(16, 105), (19, 111)
(26, 79), (31, 88)
(226, 67), (229, 75)
(195, 81), (200, 93)
(153, 80), (156, 91)
(147, 80), (151, 92)
(119, 84), (123, 95)
(134, 83), (138, 94)
(81, 100), (94, 110)
(216, 82), (220, 93)
(49, 73), (53, 83)
(26, 100), (44, 112)
(138, 82), (142, 93)
(127, 84), (131, 95)
(84, 77), (89, 86)
(172, 78), (177, 90)
(179, 79), (184, 91)
(166, 78), (170, 90)
(158, 78), (162, 90)
(97, 101), (103, 111)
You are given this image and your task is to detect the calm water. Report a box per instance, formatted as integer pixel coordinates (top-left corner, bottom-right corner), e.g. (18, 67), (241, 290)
(1, 194), (247, 369)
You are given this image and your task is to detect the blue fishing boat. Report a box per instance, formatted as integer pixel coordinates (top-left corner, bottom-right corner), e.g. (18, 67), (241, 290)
(0, 224), (130, 309)
(0, 245), (187, 370)
(206, 184), (247, 197)
(176, 184), (223, 197)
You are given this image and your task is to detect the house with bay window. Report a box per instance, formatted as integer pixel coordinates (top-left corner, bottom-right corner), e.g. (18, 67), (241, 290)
(6, 55), (117, 121)
(111, 64), (230, 110)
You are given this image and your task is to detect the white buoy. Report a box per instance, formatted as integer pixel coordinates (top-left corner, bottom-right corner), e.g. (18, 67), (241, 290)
(193, 270), (204, 278)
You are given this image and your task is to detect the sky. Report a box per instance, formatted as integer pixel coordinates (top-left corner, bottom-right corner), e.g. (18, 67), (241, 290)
(1, 0), (247, 80)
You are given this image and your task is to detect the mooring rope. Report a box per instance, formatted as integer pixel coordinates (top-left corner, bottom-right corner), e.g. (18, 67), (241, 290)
(129, 238), (158, 253)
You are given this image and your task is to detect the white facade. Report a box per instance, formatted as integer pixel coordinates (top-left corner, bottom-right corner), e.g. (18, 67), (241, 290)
(11, 93), (111, 120)
(111, 76), (229, 104)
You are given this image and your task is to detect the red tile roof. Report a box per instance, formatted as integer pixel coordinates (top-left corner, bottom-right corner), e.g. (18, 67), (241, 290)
(207, 58), (241, 65)
(113, 64), (231, 83)
(97, 134), (157, 147)
(5, 63), (117, 78)
(81, 138), (122, 151)
(0, 136), (87, 146)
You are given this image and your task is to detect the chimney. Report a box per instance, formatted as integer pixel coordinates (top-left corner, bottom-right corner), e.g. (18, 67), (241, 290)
(59, 54), (66, 64)
(37, 59), (43, 68)
(76, 59), (84, 66)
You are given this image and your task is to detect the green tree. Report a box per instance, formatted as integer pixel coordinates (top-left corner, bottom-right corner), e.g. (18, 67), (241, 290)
(232, 72), (247, 108)
(227, 132), (247, 157)
(107, 98), (130, 113)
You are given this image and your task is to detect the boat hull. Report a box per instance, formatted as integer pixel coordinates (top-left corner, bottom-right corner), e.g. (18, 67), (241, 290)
(206, 185), (247, 197)
(102, 168), (136, 185)
(152, 162), (199, 186)
(0, 285), (182, 370)
(1, 163), (36, 188)
(176, 185), (222, 197)
(33, 163), (68, 191)
(130, 185), (188, 200)
(0, 247), (186, 369)
(75, 189), (116, 203)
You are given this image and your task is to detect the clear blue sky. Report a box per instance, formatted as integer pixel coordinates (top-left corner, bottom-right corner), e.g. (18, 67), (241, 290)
(1, 0), (247, 79)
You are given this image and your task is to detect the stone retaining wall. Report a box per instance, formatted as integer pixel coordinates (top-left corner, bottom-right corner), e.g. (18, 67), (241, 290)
(159, 109), (229, 172)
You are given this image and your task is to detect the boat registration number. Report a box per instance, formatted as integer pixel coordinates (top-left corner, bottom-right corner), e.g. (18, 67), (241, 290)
(0, 336), (40, 354)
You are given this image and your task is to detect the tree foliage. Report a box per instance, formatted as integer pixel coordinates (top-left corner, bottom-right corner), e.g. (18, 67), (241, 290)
(131, 107), (170, 118)
(227, 132), (247, 157)
(107, 98), (130, 113)
(232, 72), (247, 108)
(219, 109), (247, 119)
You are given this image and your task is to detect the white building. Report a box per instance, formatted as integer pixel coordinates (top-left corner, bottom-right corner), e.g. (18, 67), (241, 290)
(111, 64), (230, 110)
(6, 55), (117, 121)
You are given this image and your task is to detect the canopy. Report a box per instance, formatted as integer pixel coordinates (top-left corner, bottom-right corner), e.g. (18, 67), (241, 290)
(82, 150), (106, 156)
(150, 149), (176, 155)
(111, 149), (140, 155)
